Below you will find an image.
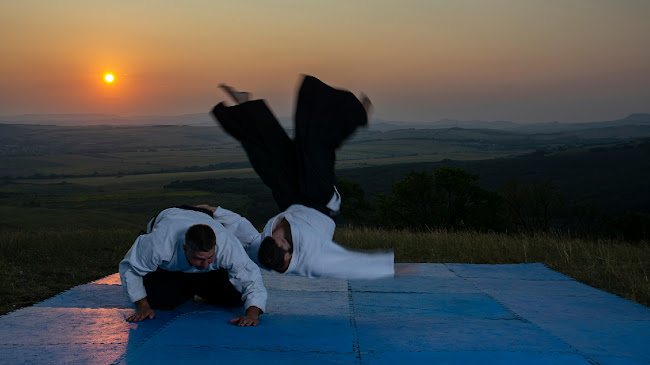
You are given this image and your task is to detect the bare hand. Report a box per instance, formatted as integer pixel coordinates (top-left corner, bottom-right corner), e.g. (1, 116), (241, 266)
(126, 298), (155, 322)
(229, 306), (262, 327)
(195, 204), (217, 213)
(360, 93), (373, 116)
(230, 315), (259, 327)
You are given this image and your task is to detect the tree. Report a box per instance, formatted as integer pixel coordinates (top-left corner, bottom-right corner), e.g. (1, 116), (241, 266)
(375, 170), (443, 229)
(336, 177), (374, 226)
(614, 211), (650, 243)
(374, 167), (508, 231)
(433, 167), (509, 231)
(502, 179), (565, 234)
(434, 167), (480, 228)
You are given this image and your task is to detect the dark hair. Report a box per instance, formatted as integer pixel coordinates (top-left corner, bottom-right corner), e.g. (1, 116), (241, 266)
(258, 236), (291, 271)
(185, 224), (216, 252)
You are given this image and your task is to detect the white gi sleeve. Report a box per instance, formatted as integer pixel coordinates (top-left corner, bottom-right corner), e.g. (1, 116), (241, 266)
(285, 204), (336, 240)
(303, 238), (395, 280)
(213, 207), (262, 250)
(119, 233), (166, 303)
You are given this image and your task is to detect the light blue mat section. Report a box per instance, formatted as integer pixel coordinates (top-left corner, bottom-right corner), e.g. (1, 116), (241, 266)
(1, 263), (649, 364)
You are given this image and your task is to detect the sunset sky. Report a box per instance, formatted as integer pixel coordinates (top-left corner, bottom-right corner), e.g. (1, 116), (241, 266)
(1, 0), (649, 123)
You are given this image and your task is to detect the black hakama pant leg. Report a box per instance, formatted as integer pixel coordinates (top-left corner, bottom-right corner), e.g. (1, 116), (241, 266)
(293, 75), (368, 213)
(212, 100), (298, 211)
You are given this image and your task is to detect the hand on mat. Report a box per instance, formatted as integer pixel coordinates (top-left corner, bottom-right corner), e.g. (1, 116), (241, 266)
(230, 306), (262, 327)
(126, 298), (155, 322)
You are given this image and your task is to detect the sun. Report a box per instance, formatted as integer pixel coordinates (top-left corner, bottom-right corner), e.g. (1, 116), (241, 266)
(104, 73), (115, 83)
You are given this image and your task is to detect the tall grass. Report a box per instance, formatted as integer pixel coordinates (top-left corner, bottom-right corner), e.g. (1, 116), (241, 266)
(1, 227), (648, 316)
(0, 229), (135, 315)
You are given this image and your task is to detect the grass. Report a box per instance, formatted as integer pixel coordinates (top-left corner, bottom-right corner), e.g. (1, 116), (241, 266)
(14, 168), (258, 189)
(2, 126), (523, 178)
(1, 226), (648, 316)
(0, 229), (135, 315)
(10, 148), (249, 176)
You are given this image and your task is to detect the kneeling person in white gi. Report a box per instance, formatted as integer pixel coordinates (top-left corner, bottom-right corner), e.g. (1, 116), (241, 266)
(119, 206), (267, 326)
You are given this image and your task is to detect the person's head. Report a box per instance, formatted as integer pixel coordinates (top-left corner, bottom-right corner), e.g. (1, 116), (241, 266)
(183, 224), (216, 270)
(258, 236), (292, 273)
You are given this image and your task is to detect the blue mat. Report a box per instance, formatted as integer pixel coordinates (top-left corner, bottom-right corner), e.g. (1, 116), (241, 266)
(1, 263), (649, 364)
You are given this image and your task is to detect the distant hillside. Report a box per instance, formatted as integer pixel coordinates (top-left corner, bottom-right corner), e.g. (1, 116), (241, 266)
(0, 113), (215, 126)
(3, 120), (650, 180)
(4, 119), (649, 163)
(3, 112), (648, 132)
(0, 123), (230, 156)
(338, 137), (650, 216)
(370, 113), (650, 133)
(368, 119), (519, 132)
(509, 113), (650, 133)
(350, 122), (650, 150)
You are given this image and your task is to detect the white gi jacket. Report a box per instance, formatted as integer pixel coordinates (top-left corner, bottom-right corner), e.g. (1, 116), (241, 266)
(119, 208), (267, 312)
(214, 204), (394, 279)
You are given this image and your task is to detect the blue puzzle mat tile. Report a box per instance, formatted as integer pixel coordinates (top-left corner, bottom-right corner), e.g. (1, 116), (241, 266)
(471, 277), (615, 298)
(534, 319), (650, 359)
(447, 263), (572, 281)
(0, 343), (126, 365)
(590, 355), (650, 365)
(262, 272), (348, 292)
(163, 298), (254, 316)
(33, 283), (132, 309)
(0, 306), (179, 347)
(349, 275), (478, 294)
(0, 307), (135, 345)
(145, 310), (355, 353)
(265, 289), (350, 316)
(352, 292), (517, 320)
(363, 351), (594, 364)
(355, 316), (574, 353)
(493, 294), (650, 322)
(119, 344), (355, 364)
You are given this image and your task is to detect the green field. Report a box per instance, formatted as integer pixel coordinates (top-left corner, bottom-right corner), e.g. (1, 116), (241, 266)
(0, 173), (263, 231)
(1, 123), (531, 231)
(2, 123), (537, 178)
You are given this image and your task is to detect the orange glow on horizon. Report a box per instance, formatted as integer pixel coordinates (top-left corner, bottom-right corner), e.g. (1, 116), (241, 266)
(2, 1), (648, 121)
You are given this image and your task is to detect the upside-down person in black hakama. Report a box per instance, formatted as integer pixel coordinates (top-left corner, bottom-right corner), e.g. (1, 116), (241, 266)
(201, 75), (394, 279)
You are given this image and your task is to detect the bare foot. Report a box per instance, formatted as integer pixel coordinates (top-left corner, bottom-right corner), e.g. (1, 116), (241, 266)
(193, 295), (207, 303)
(360, 93), (373, 117)
(219, 83), (250, 104)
